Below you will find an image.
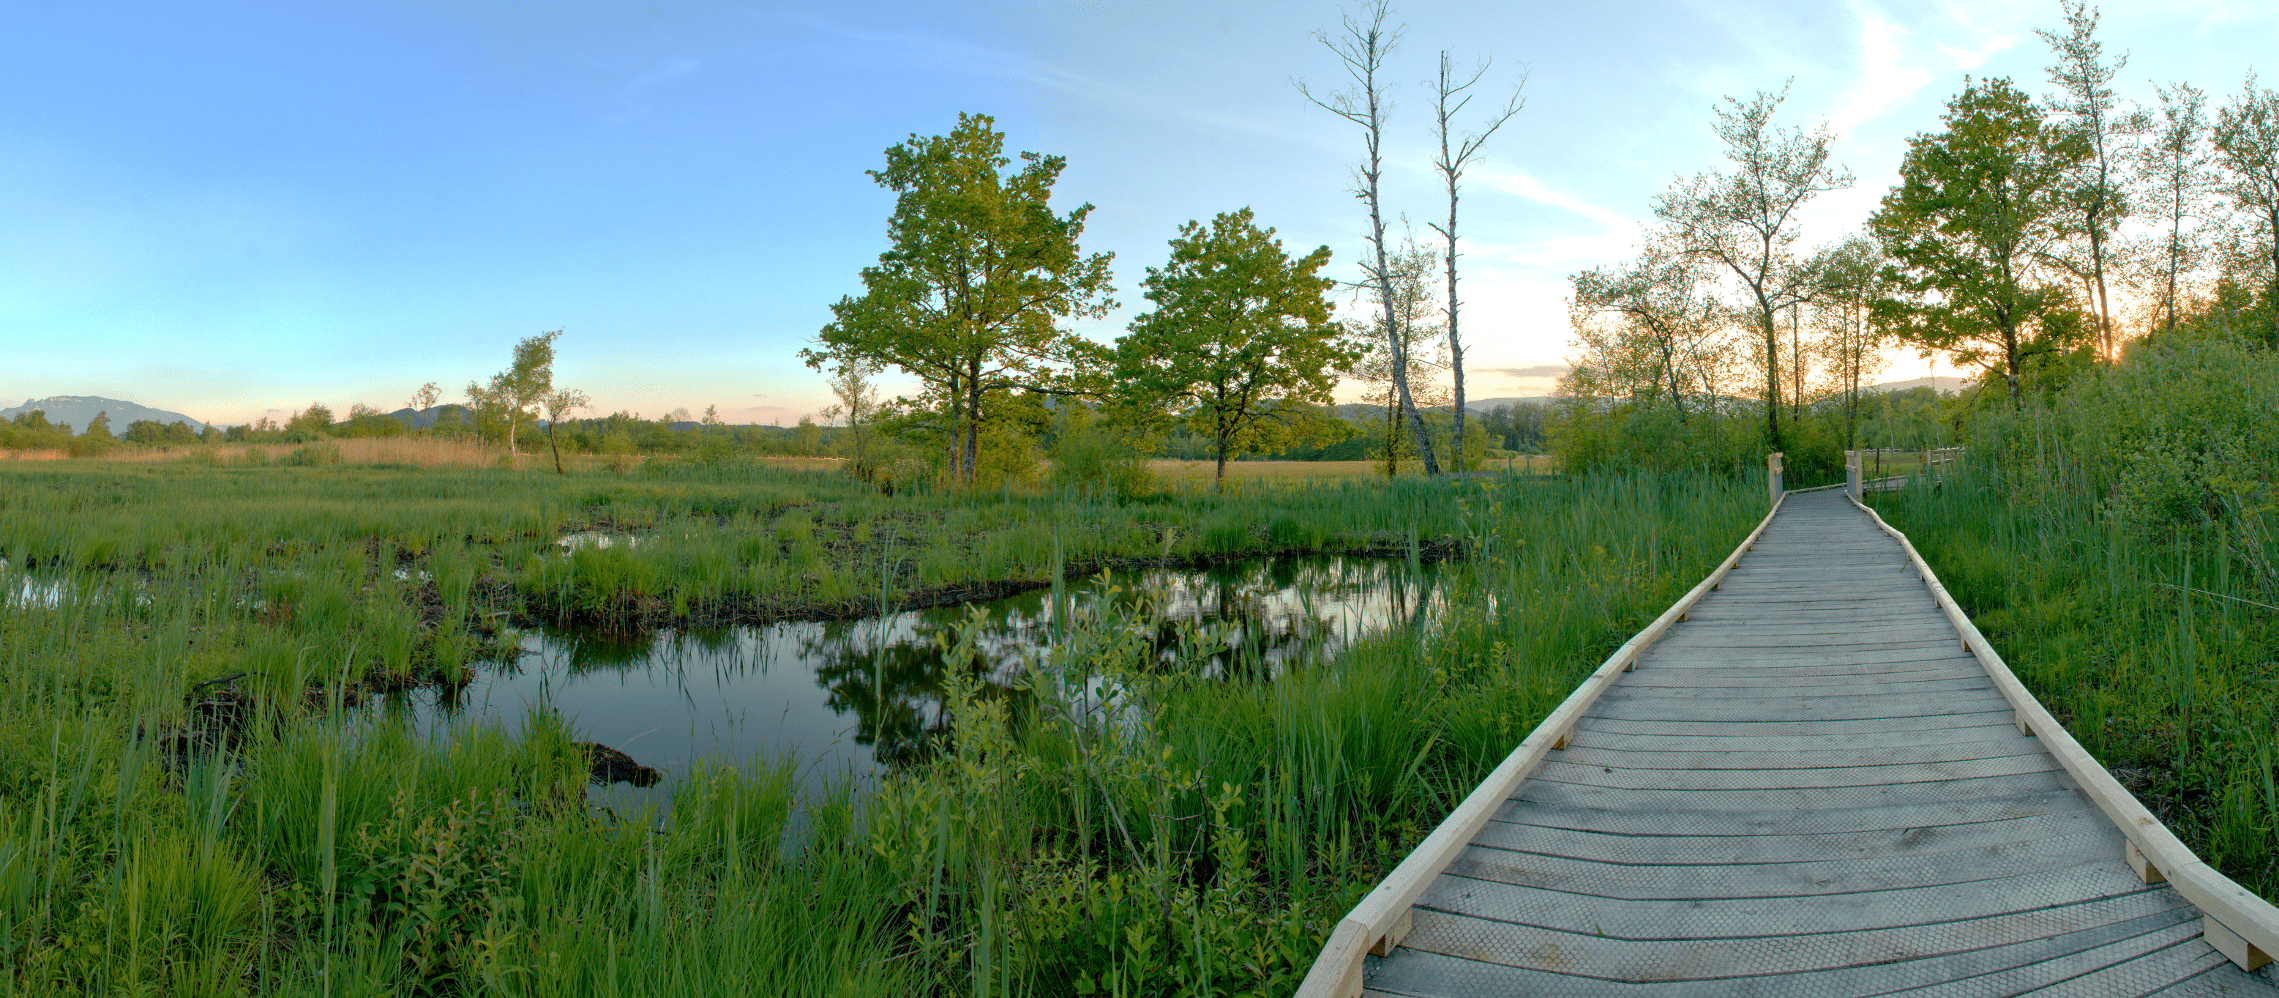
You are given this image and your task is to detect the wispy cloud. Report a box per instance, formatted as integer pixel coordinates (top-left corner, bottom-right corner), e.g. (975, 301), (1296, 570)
(1827, 4), (1931, 137)
(1469, 166), (1633, 229)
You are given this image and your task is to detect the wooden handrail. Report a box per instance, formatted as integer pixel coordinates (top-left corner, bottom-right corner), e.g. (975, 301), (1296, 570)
(1851, 494), (2277, 972)
(1292, 489), (1791, 998)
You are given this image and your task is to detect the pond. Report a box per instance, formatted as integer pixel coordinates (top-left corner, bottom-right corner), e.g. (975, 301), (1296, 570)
(402, 554), (1443, 812)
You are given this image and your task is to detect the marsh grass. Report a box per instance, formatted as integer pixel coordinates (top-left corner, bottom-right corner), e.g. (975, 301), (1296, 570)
(0, 458), (1764, 994)
(1876, 470), (2279, 899)
(1870, 339), (2279, 899)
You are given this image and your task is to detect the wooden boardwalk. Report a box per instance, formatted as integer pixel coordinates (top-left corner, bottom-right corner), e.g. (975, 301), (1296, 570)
(1302, 488), (2278, 997)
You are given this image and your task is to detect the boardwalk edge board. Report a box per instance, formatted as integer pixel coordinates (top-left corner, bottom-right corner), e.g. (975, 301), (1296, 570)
(1291, 493), (1793, 998)
(1848, 492), (2277, 974)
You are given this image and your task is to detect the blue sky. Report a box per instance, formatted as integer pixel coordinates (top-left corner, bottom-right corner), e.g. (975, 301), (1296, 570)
(4, 0), (2275, 426)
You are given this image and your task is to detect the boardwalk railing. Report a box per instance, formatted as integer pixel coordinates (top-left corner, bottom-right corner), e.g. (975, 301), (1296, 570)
(1853, 489), (2279, 974)
(1295, 452), (2275, 997)
(1846, 446), (1965, 497)
(1292, 459), (1794, 998)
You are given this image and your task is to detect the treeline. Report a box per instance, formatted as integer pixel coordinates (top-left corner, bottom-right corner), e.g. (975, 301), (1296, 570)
(1553, 2), (2279, 485)
(1, 410), (207, 455)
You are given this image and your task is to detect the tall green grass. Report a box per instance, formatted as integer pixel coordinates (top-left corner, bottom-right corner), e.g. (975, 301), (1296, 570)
(1870, 336), (2279, 899)
(0, 460), (1767, 994)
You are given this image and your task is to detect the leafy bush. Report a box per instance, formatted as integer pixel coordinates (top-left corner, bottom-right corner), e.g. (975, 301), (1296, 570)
(285, 443), (343, 467)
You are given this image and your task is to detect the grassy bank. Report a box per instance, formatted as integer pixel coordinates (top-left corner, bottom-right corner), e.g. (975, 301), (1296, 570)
(1868, 338), (2279, 900)
(0, 459), (1768, 995)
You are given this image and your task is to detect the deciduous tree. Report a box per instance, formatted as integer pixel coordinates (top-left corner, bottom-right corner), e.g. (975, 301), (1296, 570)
(541, 387), (589, 474)
(1654, 83), (1851, 449)
(2134, 83), (2214, 334)
(1569, 242), (1724, 417)
(1114, 209), (1356, 491)
(1870, 78), (2092, 405)
(2037, 0), (2130, 360)
(2213, 74), (2279, 348)
(810, 113), (1114, 487)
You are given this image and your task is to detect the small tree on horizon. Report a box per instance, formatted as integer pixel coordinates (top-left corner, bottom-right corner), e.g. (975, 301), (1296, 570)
(541, 387), (589, 474)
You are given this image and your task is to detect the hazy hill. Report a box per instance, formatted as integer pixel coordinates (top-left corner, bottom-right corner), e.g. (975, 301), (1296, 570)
(1862, 375), (1968, 395)
(1, 396), (207, 434)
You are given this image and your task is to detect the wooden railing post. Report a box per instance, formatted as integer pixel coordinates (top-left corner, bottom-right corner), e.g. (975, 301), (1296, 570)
(1767, 451), (1784, 504)
(1845, 450), (1862, 502)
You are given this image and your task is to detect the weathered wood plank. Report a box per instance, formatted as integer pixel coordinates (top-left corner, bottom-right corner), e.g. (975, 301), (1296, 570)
(1584, 691), (2012, 722)
(1550, 740), (2044, 771)
(1474, 805), (2109, 865)
(1363, 908), (2207, 996)
(1572, 709), (2020, 739)
(1397, 891), (2195, 982)
(1490, 789), (2096, 837)
(1527, 753), (2058, 792)
(1442, 827), (2116, 900)
(1597, 675), (1994, 699)
(1558, 722), (2030, 754)
(1514, 769), (2077, 813)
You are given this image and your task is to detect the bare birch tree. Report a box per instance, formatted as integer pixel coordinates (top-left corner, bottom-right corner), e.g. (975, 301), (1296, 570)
(1653, 84), (1850, 449)
(1299, 0), (1439, 475)
(1428, 51), (1524, 475)
(2038, 0), (2130, 361)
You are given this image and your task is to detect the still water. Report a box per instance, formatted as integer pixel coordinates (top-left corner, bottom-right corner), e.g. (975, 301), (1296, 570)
(407, 555), (1441, 810)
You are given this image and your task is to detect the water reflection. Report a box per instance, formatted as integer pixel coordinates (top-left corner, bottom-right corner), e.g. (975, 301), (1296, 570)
(415, 554), (1440, 810)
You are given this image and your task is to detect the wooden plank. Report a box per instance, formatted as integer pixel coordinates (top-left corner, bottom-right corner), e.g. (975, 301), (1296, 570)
(1491, 788), (2096, 837)
(1473, 804), (2111, 866)
(1415, 861), (2160, 939)
(1292, 490), (1797, 997)
(1442, 827), (2118, 900)
(1363, 907), (2207, 997)
(1583, 691), (2013, 723)
(1558, 722), (2030, 754)
(1619, 666), (1991, 689)
(1636, 649), (1979, 669)
(1597, 675), (1994, 698)
(1514, 769), (2077, 814)
(1550, 741), (2047, 771)
(1396, 891), (2196, 983)
(1572, 708), (2021, 738)
(1528, 753), (2058, 792)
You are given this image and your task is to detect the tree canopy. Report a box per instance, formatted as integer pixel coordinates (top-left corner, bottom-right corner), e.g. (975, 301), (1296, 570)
(810, 112), (1114, 487)
(1870, 78), (2093, 405)
(1113, 209), (1355, 489)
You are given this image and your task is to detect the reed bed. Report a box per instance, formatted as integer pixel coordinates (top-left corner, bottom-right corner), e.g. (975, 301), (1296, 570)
(0, 458), (1765, 995)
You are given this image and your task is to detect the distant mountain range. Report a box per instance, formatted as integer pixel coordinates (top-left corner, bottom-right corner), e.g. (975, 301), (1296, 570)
(1, 396), (207, 434)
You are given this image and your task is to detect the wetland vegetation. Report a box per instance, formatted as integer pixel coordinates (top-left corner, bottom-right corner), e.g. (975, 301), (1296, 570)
(0, 459), (1771, 995)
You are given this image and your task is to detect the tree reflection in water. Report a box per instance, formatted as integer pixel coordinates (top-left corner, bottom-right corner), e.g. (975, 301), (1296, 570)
(449, 554), (1439, 796)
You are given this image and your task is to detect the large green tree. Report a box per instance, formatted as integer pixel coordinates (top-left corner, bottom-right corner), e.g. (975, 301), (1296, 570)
(1870, 78), (2092, 406)
(810, 113), (1114, 486)
(1113, 209), (1356, 491)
